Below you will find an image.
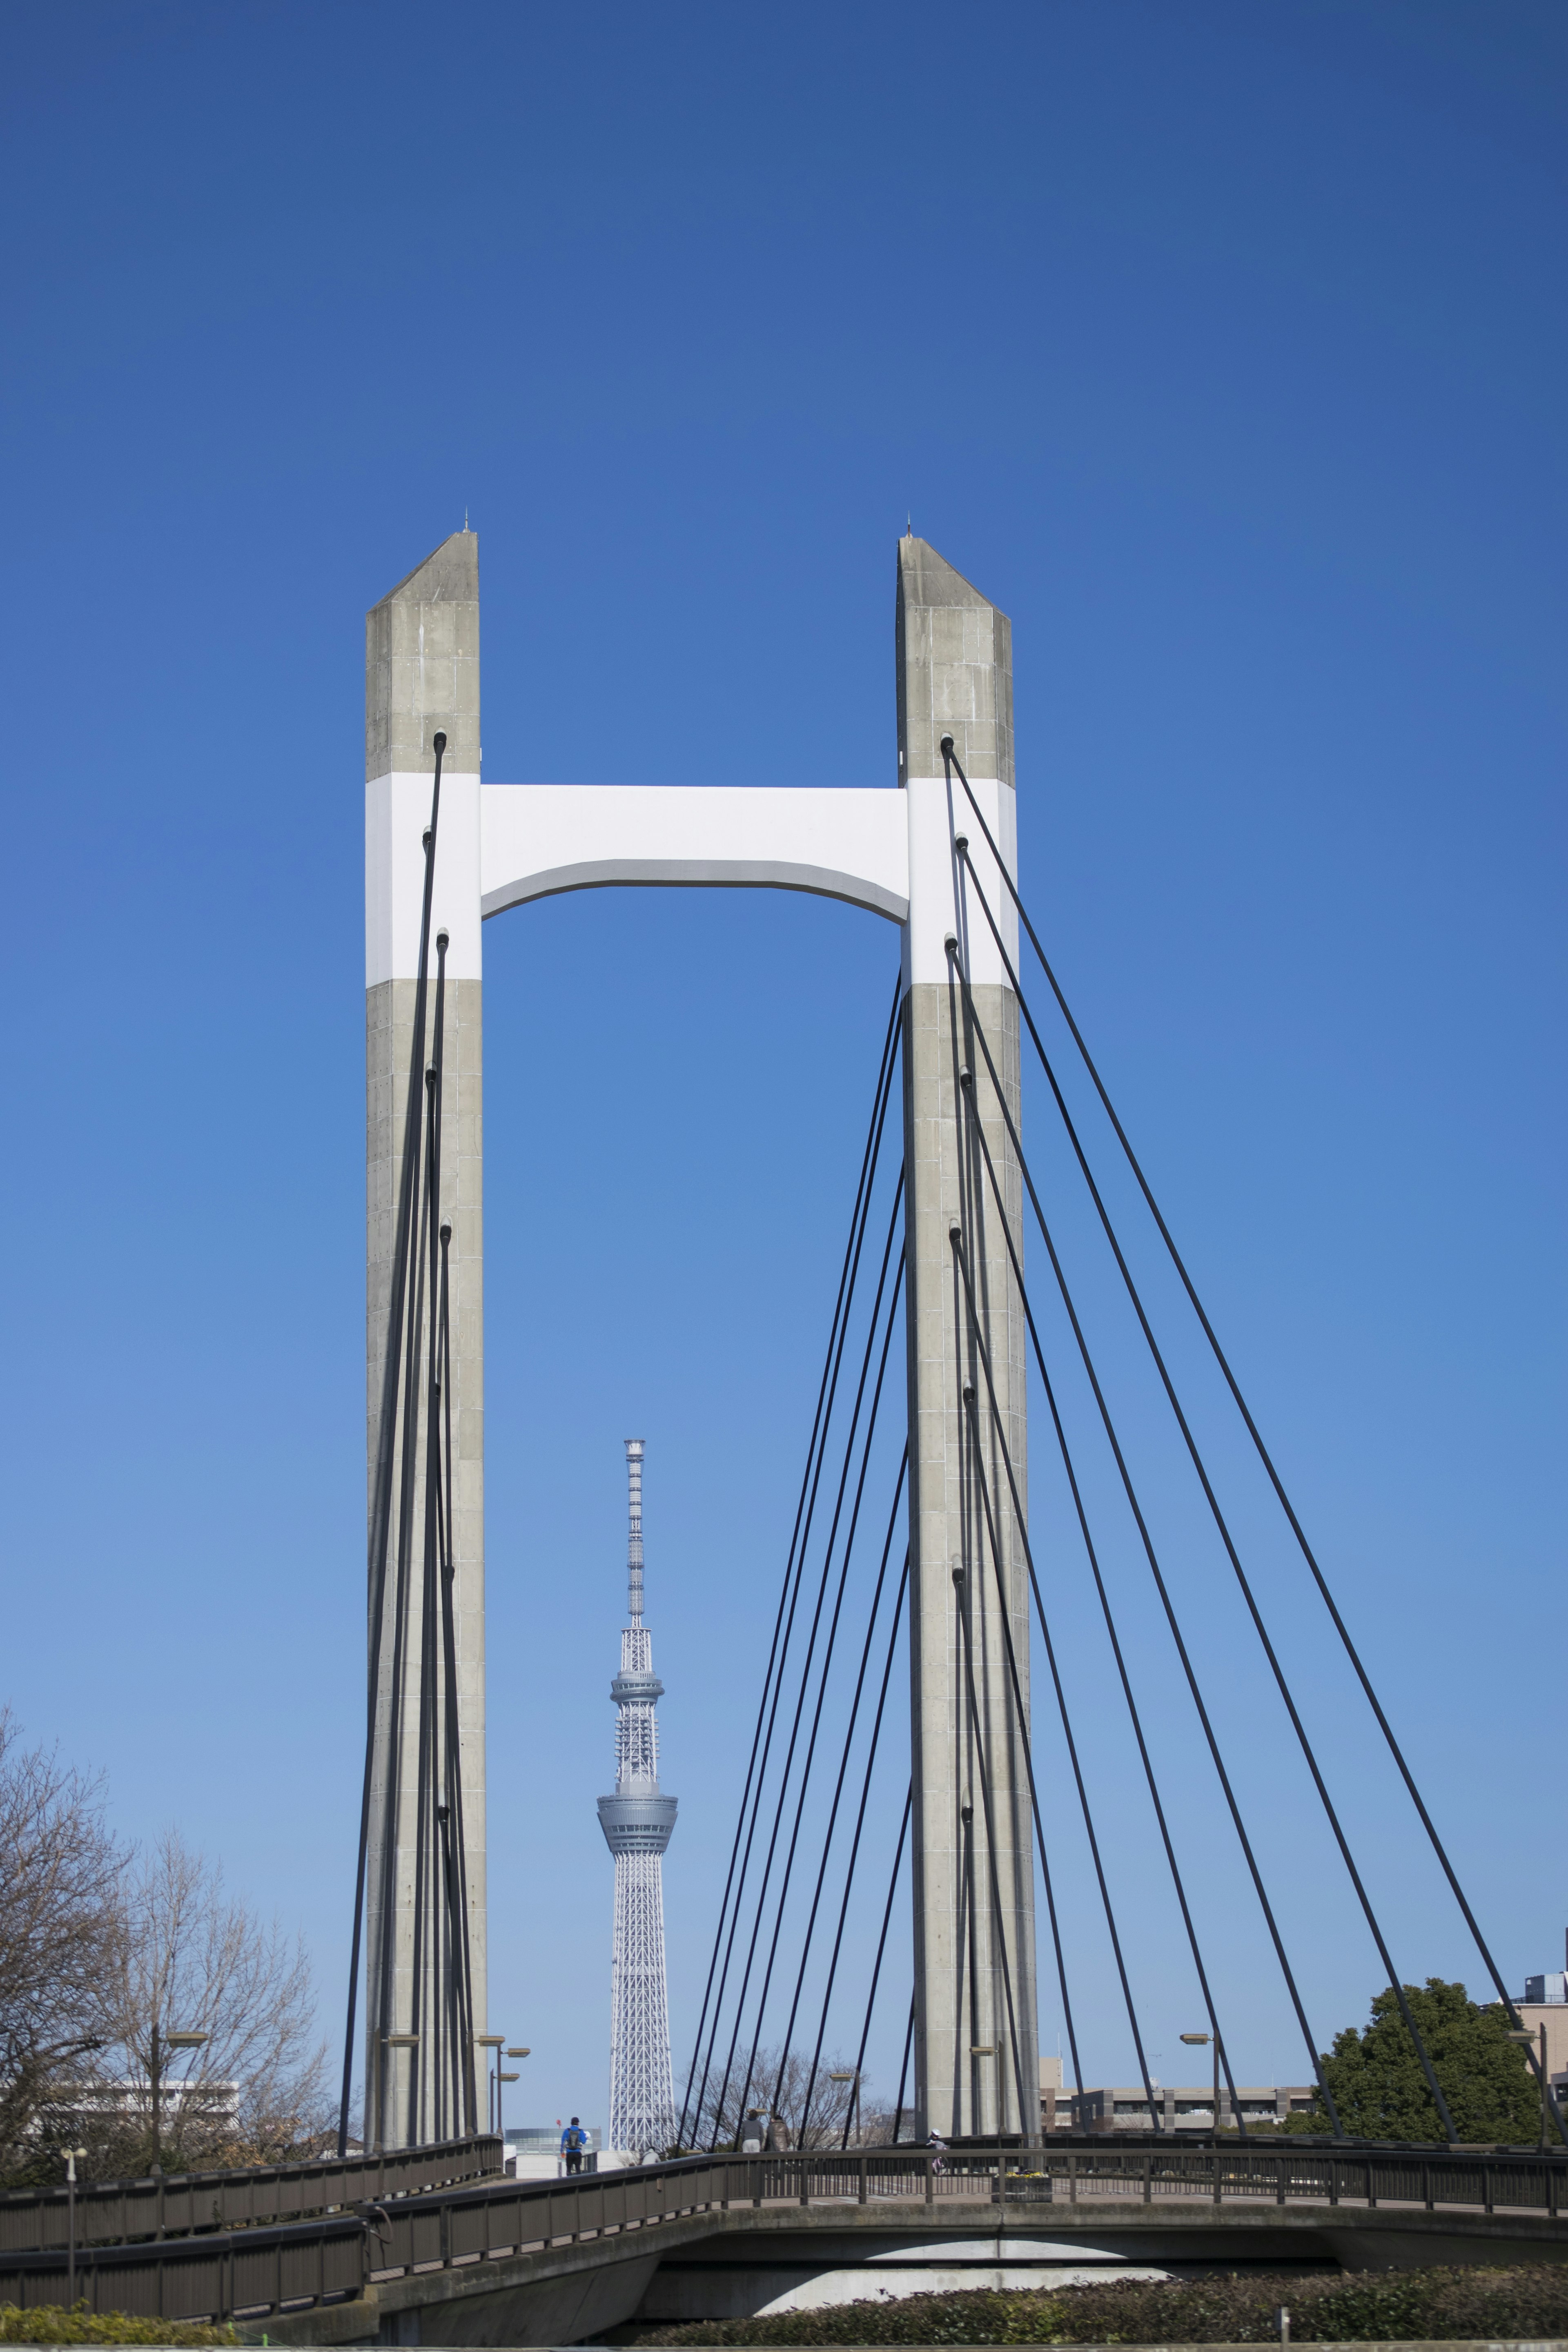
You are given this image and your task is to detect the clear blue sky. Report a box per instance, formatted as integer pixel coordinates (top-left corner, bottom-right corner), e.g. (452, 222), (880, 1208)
(1, 0), (1562, 2131)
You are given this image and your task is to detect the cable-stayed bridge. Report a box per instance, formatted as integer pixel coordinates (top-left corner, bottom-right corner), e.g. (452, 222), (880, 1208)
(5, 531), (1559, 2344)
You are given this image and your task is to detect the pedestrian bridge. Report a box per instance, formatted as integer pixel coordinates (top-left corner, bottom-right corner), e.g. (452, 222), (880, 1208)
(4, 2139), (1568, 2346)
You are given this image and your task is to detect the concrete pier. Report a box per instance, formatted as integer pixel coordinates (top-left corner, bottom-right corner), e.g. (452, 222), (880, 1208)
(364, 530), (488, 2146)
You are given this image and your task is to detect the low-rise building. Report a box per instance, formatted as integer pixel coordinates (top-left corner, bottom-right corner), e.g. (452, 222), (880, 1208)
(1038, 2061), (1314, 2134)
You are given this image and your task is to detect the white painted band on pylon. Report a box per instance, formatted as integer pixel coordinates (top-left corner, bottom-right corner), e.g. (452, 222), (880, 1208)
(365, 770), (483, 987)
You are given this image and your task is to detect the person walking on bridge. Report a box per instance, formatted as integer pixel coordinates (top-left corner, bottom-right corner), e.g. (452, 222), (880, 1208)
(561, 2117), (588, 2175)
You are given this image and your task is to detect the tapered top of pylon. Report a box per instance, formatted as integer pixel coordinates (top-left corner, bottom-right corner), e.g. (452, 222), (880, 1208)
(372, 529), (479, 614)
(365, 530), (480, 781)
(896, 533), (1013, 791)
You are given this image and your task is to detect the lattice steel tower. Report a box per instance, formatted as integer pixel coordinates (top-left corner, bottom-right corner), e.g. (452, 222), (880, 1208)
(597, 1439), (678, 2155)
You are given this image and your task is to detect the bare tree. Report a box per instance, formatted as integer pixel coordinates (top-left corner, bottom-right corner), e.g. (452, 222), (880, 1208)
(680, 2042), (870, 2152)
(88, 1828), (332, 2174)
(0, 1712), (123, 2180)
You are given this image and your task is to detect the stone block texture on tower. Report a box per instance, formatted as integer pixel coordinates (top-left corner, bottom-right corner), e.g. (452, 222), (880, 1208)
(363, 530), (486, 2148)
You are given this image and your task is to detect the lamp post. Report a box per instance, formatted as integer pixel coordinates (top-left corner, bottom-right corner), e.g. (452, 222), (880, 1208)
(61, 2145), (87, 2305)
(150, 2027), (208, 2171)
(1180, 2031), (1221, 2135)
(1509, 2025), (1551, 2151)
(498, 2050), (529, 2148)
(475, 2035), (505, 2135)
(829, 2069), (862, 2148)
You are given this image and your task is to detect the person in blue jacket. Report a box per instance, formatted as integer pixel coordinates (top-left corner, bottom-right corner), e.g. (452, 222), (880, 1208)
(561, 2117), (588, 2174)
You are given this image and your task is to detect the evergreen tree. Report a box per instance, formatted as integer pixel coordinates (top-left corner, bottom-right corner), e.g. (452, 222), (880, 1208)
(1301, 1978), (1539, 2144)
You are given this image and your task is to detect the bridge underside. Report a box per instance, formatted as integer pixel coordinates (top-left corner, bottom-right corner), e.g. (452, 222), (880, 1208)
(252, 2196), (1568, 2348)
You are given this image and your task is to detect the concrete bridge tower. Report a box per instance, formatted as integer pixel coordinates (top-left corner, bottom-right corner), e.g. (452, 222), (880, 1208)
(898, 537), (1038, 2140)
(363, 532), (487, 2148)
(360, 529), (1035, 2148)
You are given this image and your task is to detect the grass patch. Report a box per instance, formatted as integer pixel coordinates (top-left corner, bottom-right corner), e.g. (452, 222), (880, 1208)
(0, 2305), (237, 2344)
(618, 2263), (1568, 2343)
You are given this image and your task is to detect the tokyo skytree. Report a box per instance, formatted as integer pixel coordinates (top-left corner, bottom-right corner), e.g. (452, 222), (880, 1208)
(597, 1439), (678, 2156)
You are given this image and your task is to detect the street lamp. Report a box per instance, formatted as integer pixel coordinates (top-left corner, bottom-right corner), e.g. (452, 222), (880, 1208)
(60, 2145), (87, 2305)
(150, 2027), (208, 2171)
(1508, 2026), (1551, 2151)
(496, 2049), (529, 2142)
(1180, 2031), (1221, 2134)
(475, 2035), (505, 2135)
(829, 2069), (862, 2148)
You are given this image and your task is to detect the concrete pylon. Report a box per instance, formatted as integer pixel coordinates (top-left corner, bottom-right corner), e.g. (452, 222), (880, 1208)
(898, 535), (1039, 2139)
(363, 531), (486, 2147)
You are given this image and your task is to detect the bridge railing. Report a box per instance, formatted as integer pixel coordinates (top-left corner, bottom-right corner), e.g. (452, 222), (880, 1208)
(0, 2133), (502, 2255)
(1008, 2141), (1568, 2218)
(2, 2139), (1566, 2329)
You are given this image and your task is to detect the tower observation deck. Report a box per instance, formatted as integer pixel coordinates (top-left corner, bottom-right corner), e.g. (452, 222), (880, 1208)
(597, 1439), (677, 2155)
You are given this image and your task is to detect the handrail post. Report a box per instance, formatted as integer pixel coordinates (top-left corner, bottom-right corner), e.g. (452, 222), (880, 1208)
(1143, 2152), (1152, 2206)
(1069, 2151), (1078, 2207)
(1212, 2148), (1221, 2207)
(1274, 2154), (1285, 2207)
(858, 2155), (868, 2207)
(924, 2153), (934, 2207)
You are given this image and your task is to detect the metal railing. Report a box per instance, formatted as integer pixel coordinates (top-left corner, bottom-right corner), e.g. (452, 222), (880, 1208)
(1004, 2142), (1568, 2217)
(0, 2133), (502, 2255)
(2, 2139), (1564, 2328)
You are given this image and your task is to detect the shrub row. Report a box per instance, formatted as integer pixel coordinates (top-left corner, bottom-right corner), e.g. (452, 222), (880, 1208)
(621, 2262), (1568, 2344)
(0, 2303), (236, 2345)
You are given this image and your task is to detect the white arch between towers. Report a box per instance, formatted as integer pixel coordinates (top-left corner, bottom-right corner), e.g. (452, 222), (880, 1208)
(364, 776), (1018, 990)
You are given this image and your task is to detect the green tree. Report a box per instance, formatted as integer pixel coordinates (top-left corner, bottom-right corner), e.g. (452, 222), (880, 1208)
(1300, 1978), (1539, 2144)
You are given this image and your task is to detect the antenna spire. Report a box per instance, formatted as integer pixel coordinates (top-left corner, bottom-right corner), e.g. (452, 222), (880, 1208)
(625, 1437), (645, 1621)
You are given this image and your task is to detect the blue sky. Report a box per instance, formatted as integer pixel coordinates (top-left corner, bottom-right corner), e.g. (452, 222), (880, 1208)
(0, 0), (1562, 2133)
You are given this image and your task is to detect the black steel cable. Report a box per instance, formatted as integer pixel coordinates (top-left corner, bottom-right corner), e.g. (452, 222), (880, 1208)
(788, 1480), (909, 2142)
(839, 1784), (912, 2150)
(339, 739), (448, 2155)
(949, 979), (1345, 2132)
(680, 991), (899, 2139)
(434, 1210), (475, 2129)
(925, 996), (1161, 2127)
(703, 1158), (904, 2149)
(409, 1058), (443, 2140)
(723, 1194), (905, 2134)
(796, 1535), (909, 2140)
(411, 934), (452, 2138)
(680, 986), (902, 2143)
(952, 869), (1459, 2145)
(955, 1069), (1243, 2130)
(951, 1546), (1030, 2138)
(762, 1296), (906, 2121)
(944, 744), (1554, 2138)
(892, 1993), (915, 2144)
